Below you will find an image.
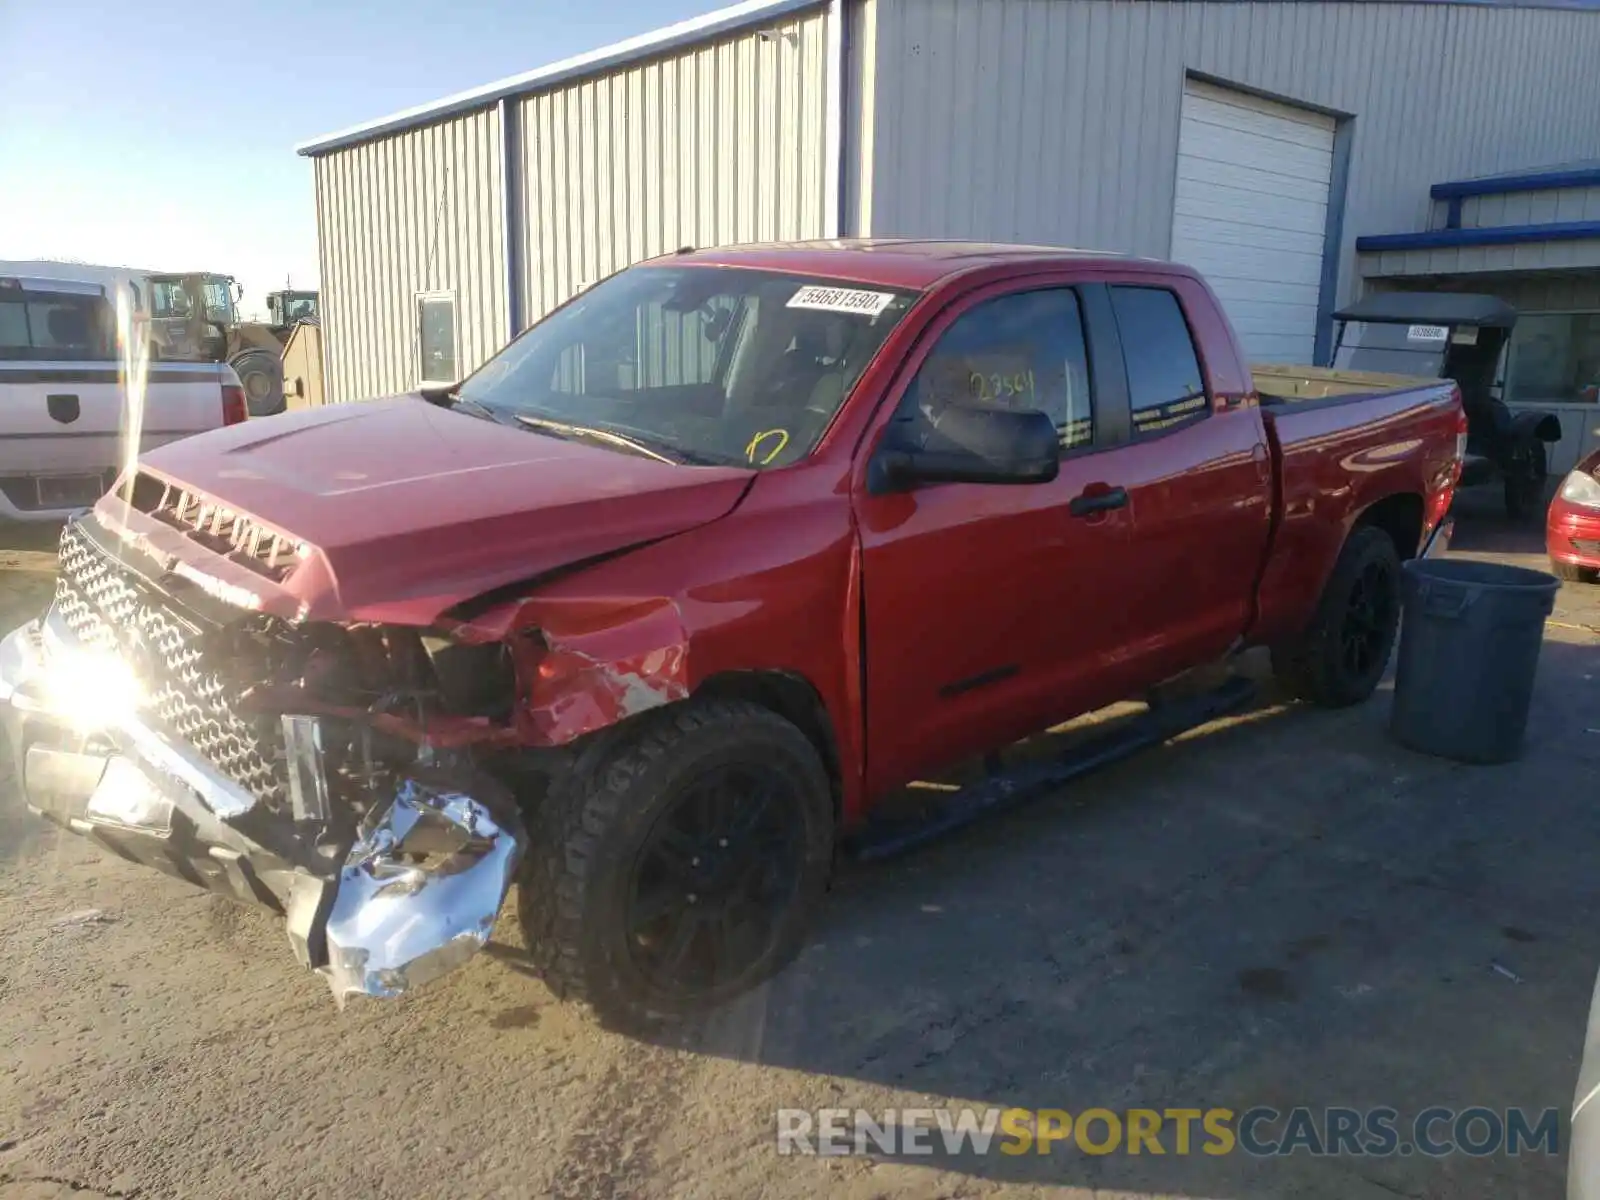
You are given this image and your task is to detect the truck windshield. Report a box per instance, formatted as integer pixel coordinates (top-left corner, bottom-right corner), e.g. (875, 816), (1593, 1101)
(0, 290), (116, 362)
(457, 266), (918, 468)
(1332, 321), (1448, 376)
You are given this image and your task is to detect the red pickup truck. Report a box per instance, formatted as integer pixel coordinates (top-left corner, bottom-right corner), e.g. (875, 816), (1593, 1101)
(0, 242), (1464, 1027)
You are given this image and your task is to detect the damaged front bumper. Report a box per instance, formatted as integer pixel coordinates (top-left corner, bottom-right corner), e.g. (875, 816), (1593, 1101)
(0, 609), (526, 1004)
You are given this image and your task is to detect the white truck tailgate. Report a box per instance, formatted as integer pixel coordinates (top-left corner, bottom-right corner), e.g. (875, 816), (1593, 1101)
(0, 279), (229, 517)
(0, 357), (222, 453)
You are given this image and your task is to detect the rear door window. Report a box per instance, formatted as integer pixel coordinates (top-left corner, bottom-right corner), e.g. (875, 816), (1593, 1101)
(887, 288), (1095, 452)
(1109, 286), (1209, 435)
(0, 292), (116, 361)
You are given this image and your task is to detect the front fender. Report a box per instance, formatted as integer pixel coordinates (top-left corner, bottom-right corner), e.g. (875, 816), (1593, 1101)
(454, 595), (692, 747)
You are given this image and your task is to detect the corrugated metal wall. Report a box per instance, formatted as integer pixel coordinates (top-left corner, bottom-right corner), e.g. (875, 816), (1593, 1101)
(312, 107), (506, 403)
(1455, 185), (1600, 231)
(518, 8), (832, 326)
(859, 0), (1600, 311)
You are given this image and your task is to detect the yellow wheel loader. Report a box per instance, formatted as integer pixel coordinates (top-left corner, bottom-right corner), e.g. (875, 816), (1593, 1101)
(146, 275), (318, 417)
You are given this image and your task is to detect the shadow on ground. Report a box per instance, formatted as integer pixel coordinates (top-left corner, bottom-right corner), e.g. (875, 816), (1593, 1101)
(0, 522), (66, 556)
(1448, 479), (1554, 559)
(597, 541), (1600, 1197)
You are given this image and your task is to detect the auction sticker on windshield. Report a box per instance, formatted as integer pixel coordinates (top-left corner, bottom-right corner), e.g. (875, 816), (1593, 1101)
(1406, 324), (1449, 343)
(787, 285), (898, 317)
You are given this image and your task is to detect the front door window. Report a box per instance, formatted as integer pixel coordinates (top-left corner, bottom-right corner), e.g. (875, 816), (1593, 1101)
(882, 287), (1095, 453)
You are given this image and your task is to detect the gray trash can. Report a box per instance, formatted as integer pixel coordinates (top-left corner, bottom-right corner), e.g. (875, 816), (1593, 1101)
(1390, 558), (1559, 764)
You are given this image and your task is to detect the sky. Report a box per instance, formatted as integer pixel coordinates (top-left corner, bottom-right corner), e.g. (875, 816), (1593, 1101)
(0, 0), (714, 318)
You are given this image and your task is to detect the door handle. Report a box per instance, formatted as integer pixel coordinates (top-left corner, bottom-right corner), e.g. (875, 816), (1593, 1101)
(1069, 486), (1128, 518)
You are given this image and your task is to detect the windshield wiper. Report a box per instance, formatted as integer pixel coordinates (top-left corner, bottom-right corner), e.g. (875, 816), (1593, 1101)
(511, 415), (695, 465)
(419, 384), (519, 427)
(455, 395), (518, 425)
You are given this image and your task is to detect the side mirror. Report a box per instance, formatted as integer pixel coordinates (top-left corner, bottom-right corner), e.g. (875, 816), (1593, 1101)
(872, 405), (1061, 492)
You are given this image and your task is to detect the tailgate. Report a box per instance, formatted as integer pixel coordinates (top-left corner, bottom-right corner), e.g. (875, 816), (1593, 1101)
(0, 360), (223, 472)
(0, 361), (224, 513)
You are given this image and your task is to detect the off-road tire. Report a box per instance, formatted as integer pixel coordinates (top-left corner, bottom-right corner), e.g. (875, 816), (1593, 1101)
(518, 698), (833, 1029)
(1552, 559), (1599, 584)
(231, 349), (285, 417)
(1504, 442), (1547, 522)
(1271, 525), (1403, 708)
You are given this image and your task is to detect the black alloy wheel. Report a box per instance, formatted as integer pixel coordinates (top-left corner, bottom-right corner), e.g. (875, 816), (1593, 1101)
(517, 697), (834, 1028)
(1340, 559), (1399, 680)
(1270, 525), (1403, 708)
(625, 764), (807, 998)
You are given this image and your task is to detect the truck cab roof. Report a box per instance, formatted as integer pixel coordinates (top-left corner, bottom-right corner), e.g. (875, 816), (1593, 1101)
(662, 239), (1184, 291)
(0, 277), (106, 298)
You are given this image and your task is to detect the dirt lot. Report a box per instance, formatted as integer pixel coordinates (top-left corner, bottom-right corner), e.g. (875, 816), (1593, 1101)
(2, 500), (1598, 1200)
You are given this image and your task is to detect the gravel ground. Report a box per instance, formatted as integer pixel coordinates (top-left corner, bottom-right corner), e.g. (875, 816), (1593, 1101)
(1, 498), (1598, 1200)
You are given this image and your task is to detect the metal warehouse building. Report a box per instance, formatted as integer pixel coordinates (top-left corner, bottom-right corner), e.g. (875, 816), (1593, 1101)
(298, 0), (1600, 469)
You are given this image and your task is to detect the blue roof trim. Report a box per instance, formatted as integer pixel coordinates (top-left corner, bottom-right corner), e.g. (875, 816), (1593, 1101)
(1431, 167), (1600, 200)
(1356, 222), (1600, 252)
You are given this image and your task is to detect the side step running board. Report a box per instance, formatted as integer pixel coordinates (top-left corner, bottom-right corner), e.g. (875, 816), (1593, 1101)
(845, 675), (1258, 863)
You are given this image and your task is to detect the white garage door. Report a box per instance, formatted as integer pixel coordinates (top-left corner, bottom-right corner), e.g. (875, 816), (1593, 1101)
(1170, 79), (1335, 364)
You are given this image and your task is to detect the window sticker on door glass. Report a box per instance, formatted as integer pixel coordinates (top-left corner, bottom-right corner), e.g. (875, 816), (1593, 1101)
(968, 369), (1037, 405)
(1407, 324), (1449, 343)
(959, 351), (1037, 407)
(786, 285), (897, 317)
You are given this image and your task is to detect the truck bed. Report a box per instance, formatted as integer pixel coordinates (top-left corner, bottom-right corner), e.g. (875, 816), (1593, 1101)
(1250, 374), (1463, 648)
(1252, 363), (1435, 403)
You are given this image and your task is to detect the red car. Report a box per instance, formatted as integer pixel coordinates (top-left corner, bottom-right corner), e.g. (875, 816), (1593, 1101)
(1549, 446), (1600, 583)
(0, 242), (1464, 1027)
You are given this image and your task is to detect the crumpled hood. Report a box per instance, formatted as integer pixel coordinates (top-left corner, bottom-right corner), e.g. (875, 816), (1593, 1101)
(112, 395), (753, 624)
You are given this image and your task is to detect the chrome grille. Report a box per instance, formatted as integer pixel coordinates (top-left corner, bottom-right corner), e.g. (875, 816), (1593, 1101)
(54, 523), (289, 809)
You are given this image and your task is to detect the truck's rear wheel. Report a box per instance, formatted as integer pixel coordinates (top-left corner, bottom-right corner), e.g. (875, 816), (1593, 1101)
(518, 698), (833, 1029)
(1271, 525), (1402, 708)
(231, 349), (285, 416)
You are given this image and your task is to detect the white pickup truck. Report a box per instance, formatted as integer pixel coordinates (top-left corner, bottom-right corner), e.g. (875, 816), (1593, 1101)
(0, 276), (248, 520)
